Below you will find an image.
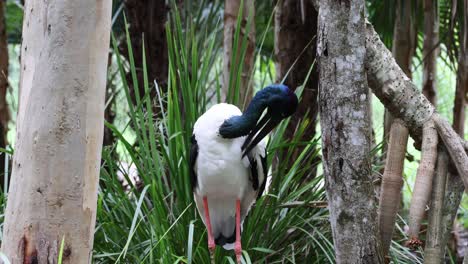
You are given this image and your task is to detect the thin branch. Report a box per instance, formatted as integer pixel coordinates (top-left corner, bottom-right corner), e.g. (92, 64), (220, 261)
(432, 113), (468, 192)
(278, 201), (328, 208)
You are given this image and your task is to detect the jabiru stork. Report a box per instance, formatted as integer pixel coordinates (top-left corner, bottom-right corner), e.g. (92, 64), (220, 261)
(190, 84), (298, 263)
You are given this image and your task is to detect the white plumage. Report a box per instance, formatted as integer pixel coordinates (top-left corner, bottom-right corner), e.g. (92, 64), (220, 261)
(192, 103), (267, 250)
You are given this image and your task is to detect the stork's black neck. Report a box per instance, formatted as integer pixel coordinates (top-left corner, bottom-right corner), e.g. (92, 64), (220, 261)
(219, 92), (269, 138)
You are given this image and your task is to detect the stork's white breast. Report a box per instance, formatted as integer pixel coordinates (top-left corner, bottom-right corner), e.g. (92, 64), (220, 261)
(193, 103), (250, 199)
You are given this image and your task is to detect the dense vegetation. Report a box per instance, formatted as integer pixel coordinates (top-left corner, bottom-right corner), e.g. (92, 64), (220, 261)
(0, 0), (466, 263)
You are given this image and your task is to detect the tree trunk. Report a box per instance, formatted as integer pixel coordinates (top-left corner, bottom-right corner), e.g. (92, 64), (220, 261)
(440, 0), (468, 259)
(391, 0), (416, 79)
(317, 1), (384, 262)
(0, 0), (10, 189)
(422, 0), (439, 105)
(1, 1), (111, 263)
(223, 0), (255, 108)
(274, 0), (319, 176)
(440, 171), (464, 260)
(383, 0), (416, 147)
(424, 149), (448, 264)
(464, 247), (468, 264)
(453, 0), (467, 137)
(122, 0), (168, 107)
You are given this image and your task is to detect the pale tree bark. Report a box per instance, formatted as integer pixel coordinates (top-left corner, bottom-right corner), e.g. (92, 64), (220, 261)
(1, 1), (111, 263)
(377, 1), (415, 254)
(377, 0), (415, 202)
(378, 119), (408, 257)
(422, 0), (439, 105)
(424, 149), (448, 264)
(407, 120), (438, 243)
(223, 0), (255, 108)
(275, 0), (319, 176)
(317, 0), (384, 262)
(366, 22), (435, 140)
(406, 0), (439, 248)
(0, 0), (10, 188)
(121, 0), (168, 108)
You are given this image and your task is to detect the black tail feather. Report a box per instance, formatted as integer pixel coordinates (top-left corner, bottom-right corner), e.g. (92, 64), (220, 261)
(215, 226), (236, 246)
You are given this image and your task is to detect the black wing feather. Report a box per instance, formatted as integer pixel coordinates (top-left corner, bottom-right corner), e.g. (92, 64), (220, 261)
(257, 152), (268, 200)
(189, 134), (199, 191)
(248, 156), (259, 190)
(248, 149), (268, 200)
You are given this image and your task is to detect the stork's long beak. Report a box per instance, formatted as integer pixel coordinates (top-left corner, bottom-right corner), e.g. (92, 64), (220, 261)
(241, 111), (281, 157)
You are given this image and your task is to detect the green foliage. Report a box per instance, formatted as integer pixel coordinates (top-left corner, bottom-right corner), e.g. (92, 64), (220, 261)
(58, 236), (66, 264)
(93, 4), (331, 263)
(0, 1), (464, 263)
(5, 1), (23, 44)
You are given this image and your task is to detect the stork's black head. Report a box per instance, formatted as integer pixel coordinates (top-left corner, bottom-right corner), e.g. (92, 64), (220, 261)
(260, 84), (298, 118)
(219, 84), (298, 156)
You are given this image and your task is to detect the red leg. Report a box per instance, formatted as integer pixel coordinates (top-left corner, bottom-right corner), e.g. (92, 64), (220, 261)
(235, 199), (242, 263)
(203, 196), (215, 252)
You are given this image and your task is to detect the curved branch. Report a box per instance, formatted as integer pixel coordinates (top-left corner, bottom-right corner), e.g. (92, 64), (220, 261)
(365, 21), (434, 141)
(365, 22), (467, 192)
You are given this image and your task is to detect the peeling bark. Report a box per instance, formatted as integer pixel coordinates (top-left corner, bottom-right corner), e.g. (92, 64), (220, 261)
(408, 120), (438, 241)
(0, 1), (112, 263)
(424, 149), (448, 264)
(223, 0), (255, 108)
(275, 0), (319, 176)
(378, 119), (408, 257)
(422, 0), (439, 105)
(318, 0), (383, 262)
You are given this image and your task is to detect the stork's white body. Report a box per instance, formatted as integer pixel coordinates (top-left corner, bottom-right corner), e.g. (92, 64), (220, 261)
(192, 103), (266, 250)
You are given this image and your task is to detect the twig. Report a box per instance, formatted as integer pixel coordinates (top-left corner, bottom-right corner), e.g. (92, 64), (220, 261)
(278, 201), (328, 208)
